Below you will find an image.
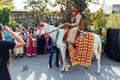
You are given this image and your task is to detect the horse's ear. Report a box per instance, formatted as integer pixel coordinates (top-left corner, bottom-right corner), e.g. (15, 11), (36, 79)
(39, 23), (44, 28)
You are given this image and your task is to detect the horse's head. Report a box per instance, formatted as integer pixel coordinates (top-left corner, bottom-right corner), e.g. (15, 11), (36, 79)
(38, 22), (47, 36)
(39, 22), (54, 36)
(38, 22), (62, 37)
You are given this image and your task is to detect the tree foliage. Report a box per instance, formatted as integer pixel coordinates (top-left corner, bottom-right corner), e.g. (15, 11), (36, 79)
(0, 0), (13, 25)
(9, 17), (19, 28)
(82, 8), (107, 33)
(82, 8), (92, 28)
(91, 8), (107, 34)
(24, 0), (101, 25)
(53, 0), (87, 23)
(24, 0), (49, 24)
(0, 8), (11, 25)
(106, 13), (120, 29)
(0, 0), (14, 9)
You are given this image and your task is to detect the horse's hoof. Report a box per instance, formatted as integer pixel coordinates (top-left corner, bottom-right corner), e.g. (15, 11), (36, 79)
(60, 68), (65, 73)
(60, 70), (65, 73)
(65, 67), (69, 71)
(66, 64), (70, 68)
(96, 71), (101, 75)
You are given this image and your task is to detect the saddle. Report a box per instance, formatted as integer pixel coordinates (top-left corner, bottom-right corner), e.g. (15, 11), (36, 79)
(63, 30), (83, 43)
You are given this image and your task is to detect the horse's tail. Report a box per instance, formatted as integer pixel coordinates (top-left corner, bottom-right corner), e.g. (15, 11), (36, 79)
(98, 36), (102, 57)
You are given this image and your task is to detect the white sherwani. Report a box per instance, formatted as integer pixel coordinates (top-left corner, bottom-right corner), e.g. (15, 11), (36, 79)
(66, 13), (81, 43)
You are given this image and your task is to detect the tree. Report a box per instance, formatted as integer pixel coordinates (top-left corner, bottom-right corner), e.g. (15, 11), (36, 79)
(53, 0), (100, 24)
(82, 8), (107, 43)
(106, 13), (120, 29)
(24, 0), (50, 25)
(0, 0), (14, 9)
(91, 8), (107, 34)
(9, 17), (19, 28)
(24, 0), (100, 25)
(82, 8), (92, 28)
(0, 8), (11, 25)
(53, 0), (87, 23)
(0, 0), (13, 25)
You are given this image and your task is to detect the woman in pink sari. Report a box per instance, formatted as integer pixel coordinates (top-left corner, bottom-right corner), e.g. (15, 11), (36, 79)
(26, 28), (36, 56)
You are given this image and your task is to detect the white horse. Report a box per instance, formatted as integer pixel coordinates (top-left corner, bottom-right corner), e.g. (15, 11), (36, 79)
(40, 23), (102, 73)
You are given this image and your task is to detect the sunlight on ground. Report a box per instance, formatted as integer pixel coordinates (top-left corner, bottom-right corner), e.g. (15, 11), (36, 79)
(87, 73), (97, 80)
(26, 71), (35, 80)
(39, 73), (47, 80)
(16, 75), (22, 80)
(111, 66), (120, 77)
(50, 75), (55, 80)
(59, 73), (63, 78)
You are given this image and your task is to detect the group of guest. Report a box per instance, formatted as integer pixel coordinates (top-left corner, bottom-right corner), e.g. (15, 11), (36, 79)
(3, 25), (48, 58)
(0, 23), (61, 80)
(3, 24), (61, 68)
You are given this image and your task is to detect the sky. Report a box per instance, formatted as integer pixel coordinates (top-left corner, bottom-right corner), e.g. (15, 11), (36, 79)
(13, 0), (120, 12)
(89, 0), (120, 12)
(13, 0), (26, 10)
(13, 0), (56, 10)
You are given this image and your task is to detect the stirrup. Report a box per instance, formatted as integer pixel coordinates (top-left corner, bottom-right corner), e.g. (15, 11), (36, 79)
(80, 33), (84, 38)
(80, 32), (86, 38)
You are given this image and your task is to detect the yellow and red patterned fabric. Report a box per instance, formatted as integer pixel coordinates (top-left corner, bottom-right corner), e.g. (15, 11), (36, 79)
(68, 32), (94, 67)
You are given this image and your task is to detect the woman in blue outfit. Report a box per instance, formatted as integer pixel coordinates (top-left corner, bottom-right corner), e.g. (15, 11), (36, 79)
(0, 24), (25, 80)
(3, 28), (14, 70)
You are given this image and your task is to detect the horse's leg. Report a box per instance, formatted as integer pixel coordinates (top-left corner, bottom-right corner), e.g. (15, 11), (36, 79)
(60, 47), (68, 72)
(94, 41), (101, 74)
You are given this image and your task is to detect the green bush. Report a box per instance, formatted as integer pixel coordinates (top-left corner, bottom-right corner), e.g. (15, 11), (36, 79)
(0, 8), (11, 25)
(106, 13), (120, 29)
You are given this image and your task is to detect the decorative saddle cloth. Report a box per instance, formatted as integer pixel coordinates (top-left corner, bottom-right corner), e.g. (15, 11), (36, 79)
(68, 32), (94, 67)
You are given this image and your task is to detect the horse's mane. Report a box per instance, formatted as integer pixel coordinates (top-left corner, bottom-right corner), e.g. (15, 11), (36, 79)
(44, 23), (58, 31)
(43, 23), (65, 41)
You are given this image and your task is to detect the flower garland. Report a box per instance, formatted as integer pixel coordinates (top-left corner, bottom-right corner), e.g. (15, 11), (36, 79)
(54, 30), (59, 46)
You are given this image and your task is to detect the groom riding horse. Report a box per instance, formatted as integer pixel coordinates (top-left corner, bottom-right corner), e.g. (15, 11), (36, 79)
(62, 7), (96, 70)
(39, 7), (101, 73)
(63, 7), (85, 46)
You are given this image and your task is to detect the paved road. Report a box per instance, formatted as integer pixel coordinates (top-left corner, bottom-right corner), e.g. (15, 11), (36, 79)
(10, 54), (120, 80)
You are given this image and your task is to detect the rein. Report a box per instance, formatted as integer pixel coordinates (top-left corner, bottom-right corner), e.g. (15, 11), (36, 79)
(40, 25), (63, 46)
(40, 25), (64, 36)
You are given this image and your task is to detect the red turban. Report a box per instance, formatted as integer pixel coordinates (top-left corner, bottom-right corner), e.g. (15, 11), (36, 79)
(71, 7), (79, 12)
(39, 23), (44, 28)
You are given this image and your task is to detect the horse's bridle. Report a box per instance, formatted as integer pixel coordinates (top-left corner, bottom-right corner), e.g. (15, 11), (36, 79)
(40, 24), (65, 36)
(40, 28), (60, 36)
(39, 28), (48, 36)
(40, 27), (59, 46)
